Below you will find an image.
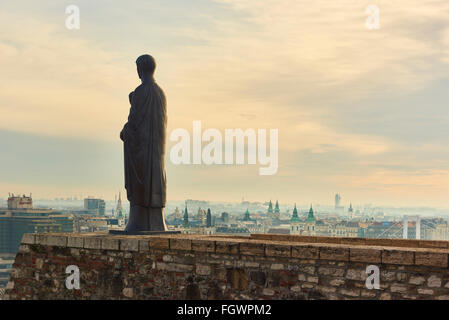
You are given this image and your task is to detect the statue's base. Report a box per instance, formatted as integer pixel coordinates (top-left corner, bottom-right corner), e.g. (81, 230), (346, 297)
(108, 230), (181, 235)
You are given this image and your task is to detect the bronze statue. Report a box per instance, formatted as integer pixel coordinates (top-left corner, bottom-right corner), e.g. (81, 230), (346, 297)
(120, 54), (167, 232)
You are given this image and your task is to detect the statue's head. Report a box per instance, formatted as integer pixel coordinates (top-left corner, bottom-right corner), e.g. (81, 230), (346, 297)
(136, 54), (156, 81)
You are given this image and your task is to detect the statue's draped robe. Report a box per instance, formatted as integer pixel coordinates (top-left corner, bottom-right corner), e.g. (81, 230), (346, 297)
(121, 80), (167, 208)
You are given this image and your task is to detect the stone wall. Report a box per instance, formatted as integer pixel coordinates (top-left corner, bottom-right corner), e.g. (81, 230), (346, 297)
(4, 233), (449, 300)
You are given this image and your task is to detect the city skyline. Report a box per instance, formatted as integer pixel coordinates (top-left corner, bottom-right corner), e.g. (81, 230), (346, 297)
(1, 1), (449, 206)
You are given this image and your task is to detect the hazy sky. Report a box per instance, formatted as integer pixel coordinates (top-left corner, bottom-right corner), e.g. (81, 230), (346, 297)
(1, 0), (449, 207)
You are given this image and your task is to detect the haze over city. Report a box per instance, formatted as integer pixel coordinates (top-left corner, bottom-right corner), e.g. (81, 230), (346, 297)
(1, 1), (449, 207)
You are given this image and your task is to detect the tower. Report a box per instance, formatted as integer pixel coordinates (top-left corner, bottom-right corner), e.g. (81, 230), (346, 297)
(183, 202), (190, 228)
(206, 208), (212, 227)
(274, 200), (280, 219)
(291, 204), (300, 222)
(290, 204), (301, 235)
(348, 203), (354, 219)
(243, 208), (251, 221)
(306, 205), (315, 222)
(335, 193), (341, 209)
(116, 192), (123, 219)
(267, 200), (273, 215)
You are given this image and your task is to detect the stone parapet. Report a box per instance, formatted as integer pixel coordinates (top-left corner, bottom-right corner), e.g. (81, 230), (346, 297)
(4, 233), (449, 300)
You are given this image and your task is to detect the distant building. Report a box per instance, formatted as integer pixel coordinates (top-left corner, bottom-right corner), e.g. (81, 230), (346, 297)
(7, 194), (32, 210)
(334, 193), (344, 210)
(206, 208), (212, 227)
(220, 212), (229, 224)
(115, 192), (123, 219)
(0, 254), (15, 289)
(267, 200), (273, 215)
(0, 194), (74, 254)
(274, 200), (280, 219)
(348, 203), (354, 219)
(196, 208), (206, 226)
(243, 208), (251, 222)
(290, 204), (301, 235)
(183, 204), (190, 228)
(84, 197), (106, 216)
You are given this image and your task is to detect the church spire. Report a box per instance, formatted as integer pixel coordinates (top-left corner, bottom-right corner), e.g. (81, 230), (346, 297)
(116, 191), (123, 219)
(291, 203), (300, 222)
(183, 202), (189, 228)
(274, 200), (280, 213)
(306, 204), (315, 222)
(267, 200), (273, 214)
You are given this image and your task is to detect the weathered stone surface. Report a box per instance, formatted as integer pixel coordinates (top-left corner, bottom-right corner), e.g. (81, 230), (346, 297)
(39, 235), (67, 247)
(271, 263), (284, 270)
(418, 289), (434, 295)
(21, 234), (35, 245)
(390, 284), (408, 293)
(350, 248), (381, 263)
(138, 240), (150, 251)
(415, 252), (448, 267)
(319, 246), (349, 261)
(84, 237), (102, 249)
(266, 244), (291, 257)
(120, 238), (139, 252)
(382, 249), (414, 265)
(101, 238), (120, 250)
(7, 233), (449, 300)
(67, 236), (84, 248)
(291, 245), (319, 259)
(339, 288), (360, 297)
(196, 264), (211, 276)
(215, 241), (239, 255)
(149, 237), (169, 249)
(239, 243), (264, 256)
(409, 276), (425, 285)
(192, 240), (215, 253)
(379, 293), (391, 300)
(427, 275), (442, 288)
(170, 238), (192, 251)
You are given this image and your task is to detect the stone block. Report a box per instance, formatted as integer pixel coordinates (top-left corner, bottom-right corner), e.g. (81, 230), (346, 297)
(418, 288), (434, 295)
(339, 288), (360, 297)
(67, 236), (84, 248)
(418, 240), (448, 249)
(239, 243), (264, 256)
(350, 248), (381, 263)
(101, 238), (120, 250)
(341, 238), (366, 245)
(196, 264), (211, 276)
(270, 263), (284, 270)
(390, 284), (407, 293)
(409, 276), (425, 285)
(192, 240), (215, 253)
(138, 239), (150, 252)
(319, 246), (349, 261)
(266, 244), (291, 257)
(120, 238), (139, 252)
(149, 237), (169, 249)
(37, 235), (67, 247)
(170, 238), (192, 251)
(84, 237), (102, 249)
(427, 275), (442, 288)
(382, 249), (414, 265)
(291, 245), (319, 259)
(21, 233), (35, 245)
(415, 252), (448, 267)
(215, 241), (239, 255)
